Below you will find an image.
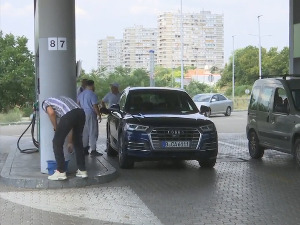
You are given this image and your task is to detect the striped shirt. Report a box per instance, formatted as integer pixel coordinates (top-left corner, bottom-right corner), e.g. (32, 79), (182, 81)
(42, 96), (80, 118)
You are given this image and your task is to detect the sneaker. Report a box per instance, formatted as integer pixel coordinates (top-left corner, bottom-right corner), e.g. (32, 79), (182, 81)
(76, 169), (88, 178)
(90, 150), (103, 156)
(83, 146), (90, 155)
(48, 170), (67, 181)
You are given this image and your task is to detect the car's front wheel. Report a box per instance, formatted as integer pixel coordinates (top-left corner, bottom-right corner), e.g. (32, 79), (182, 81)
(248, 131), (264, 159)
(293, 139), (300, 167)
(198, 158), (216, 168)
(225, 107), (231, 116)
(106, 133), (117, 157)
(118, 136), (134, 169)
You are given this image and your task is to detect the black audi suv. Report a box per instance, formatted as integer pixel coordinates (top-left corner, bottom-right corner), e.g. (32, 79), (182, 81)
(106, 87), (218, 169)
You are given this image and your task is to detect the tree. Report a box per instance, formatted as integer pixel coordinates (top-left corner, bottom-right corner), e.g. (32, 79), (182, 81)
(84, 67), (150, 100)
(218, 45), (289, 88)
(263, 47), (289, 75)
(185, 81), (215, 97)
(0, 32), (35, 112)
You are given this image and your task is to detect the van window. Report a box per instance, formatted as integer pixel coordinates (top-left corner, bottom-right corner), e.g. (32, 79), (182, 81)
(258, 86), (273, 112)
(274, 88), (289, 113)
(249, 86), (260, 110)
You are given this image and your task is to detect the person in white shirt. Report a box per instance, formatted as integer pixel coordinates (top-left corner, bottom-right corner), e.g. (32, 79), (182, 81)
(101, 82), (121, 108)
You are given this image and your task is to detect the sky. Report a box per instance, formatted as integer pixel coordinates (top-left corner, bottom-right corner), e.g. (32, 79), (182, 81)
(0, 0), (289, 73)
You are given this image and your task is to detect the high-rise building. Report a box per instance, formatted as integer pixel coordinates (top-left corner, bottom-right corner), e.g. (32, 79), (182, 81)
(97, 36), (123, 72)
(123, 25), (157, 70)
(157, 11), (224, 69)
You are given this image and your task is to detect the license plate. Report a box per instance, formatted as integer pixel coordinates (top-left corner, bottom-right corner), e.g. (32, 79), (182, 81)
(162, 141), (190, 148)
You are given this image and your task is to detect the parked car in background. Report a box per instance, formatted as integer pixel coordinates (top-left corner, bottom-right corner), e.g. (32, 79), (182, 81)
(106, 87), (218, 169)
(193, 93), (233, 117)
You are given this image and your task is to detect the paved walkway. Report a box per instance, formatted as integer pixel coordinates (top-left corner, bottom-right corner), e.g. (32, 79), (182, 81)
(0, 121), (117, 189)
(1, 147), (117, 189)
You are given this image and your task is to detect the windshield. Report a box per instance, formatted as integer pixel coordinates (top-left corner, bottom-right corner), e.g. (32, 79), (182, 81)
(126, 90), (199, 114)
(193, 94), (211, 102)
(291, 89), (300, 110)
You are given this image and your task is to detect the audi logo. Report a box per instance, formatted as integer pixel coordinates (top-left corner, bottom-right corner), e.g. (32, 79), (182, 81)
(168, 130), (183, 136)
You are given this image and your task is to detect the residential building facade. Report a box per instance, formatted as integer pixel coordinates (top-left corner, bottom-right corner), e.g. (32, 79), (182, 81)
(157, 11), (224, 70)
(123, 25), (157, 70)
(97, 36), (123, 72)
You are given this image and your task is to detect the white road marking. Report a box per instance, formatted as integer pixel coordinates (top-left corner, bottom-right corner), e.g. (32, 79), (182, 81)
(219, 141), (242, 149)
(0, 187), (163, 225)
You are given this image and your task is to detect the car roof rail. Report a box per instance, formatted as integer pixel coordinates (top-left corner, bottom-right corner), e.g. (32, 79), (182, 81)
(261, 74), (300, 80)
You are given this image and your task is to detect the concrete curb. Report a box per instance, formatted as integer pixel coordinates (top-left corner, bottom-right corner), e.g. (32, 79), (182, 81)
(0, 147), (118, 189)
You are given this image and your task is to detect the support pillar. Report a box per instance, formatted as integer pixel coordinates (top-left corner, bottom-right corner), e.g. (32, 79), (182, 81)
(35, 0), (76, 173)
(290, 0), (300, 74)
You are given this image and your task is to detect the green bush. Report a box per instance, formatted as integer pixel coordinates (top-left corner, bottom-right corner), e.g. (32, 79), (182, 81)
(0, 107), (22, 123)
(225, 85), (253, 97)
(235, 85), (253, 96)
(21, 106), (34, 117)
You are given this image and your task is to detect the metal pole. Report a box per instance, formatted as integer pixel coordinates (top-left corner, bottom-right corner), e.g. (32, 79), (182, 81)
(232, 35), (235, 103)
(149, 50), (155, 87)
(258, 15), (262, 79)
(180, 0), (184, 89)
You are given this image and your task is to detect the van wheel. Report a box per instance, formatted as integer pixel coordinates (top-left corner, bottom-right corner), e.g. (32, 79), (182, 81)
(248, 131), (264, 159)
(293, 139), (300, 167)
(225, 107), (231, 116)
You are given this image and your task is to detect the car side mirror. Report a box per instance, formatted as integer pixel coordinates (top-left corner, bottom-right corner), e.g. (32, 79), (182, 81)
(211, 99), (216, 102)
(109, 104), (120, 112)
(200, 105), (209, 115)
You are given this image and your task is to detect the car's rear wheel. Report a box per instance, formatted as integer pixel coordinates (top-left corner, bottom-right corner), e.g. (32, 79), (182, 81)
(198, 158), (216, 168)
(248, 131), (264, 159)
(205, 108), (211, 117)
(293, 139), (300, 167)
(106, 134), (117, 157)
(118, 136), (134, 169)
(225, 107), (231, 116)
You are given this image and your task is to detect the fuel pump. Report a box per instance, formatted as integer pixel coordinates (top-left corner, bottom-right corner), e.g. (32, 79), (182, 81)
(17, 102), (39, 154)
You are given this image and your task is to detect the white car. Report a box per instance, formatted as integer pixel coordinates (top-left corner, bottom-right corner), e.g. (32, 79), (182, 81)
(193, 93), (233, 117)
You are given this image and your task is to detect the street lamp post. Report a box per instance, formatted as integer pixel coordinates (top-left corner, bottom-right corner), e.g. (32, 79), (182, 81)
(232, 35), (236, 103)
(258, 15), (262, 79)
(180, 0), (184, 89)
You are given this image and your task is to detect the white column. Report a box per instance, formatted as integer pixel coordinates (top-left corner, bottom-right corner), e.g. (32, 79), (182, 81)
(35, 0), (76, 173)
(290, 0), (300, 74)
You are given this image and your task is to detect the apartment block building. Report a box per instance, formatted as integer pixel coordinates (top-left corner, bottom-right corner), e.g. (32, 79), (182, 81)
(157, 11), (224, 69)
(123, 25), (157, 70)
(97, 36), (123, 72)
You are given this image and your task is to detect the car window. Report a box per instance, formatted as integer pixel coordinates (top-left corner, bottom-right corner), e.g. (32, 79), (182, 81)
(119, 93), (126, 111)
(249, 86), (260, 110)
(211, 95), (218, 101)
(218, 94), (226, 101)
(274, 88), (289, 113)
(126, 90), (198, 114)
(258, 86), (273, 112)
(193, 94), (211, 102)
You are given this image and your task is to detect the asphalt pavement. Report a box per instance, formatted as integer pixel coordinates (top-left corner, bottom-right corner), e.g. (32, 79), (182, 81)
(1, 111), (300, 225)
